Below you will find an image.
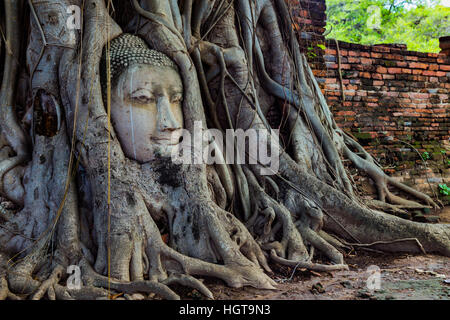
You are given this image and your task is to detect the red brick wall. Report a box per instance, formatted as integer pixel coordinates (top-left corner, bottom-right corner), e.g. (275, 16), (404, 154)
(286, 0), (450, 202)
(287, 0), (327, 68)
(317, 41), (450, 202)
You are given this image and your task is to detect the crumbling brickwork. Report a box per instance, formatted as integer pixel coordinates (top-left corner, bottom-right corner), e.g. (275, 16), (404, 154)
(319, 41), (450, 202)
(286, 0), (450, 203)
(287, 0), (327, 68)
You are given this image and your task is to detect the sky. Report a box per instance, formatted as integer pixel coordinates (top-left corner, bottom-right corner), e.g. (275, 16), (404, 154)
(402, 0), (450, 8)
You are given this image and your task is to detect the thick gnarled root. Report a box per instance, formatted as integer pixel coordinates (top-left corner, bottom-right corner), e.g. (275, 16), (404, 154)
(342, 134), (439, 209)
(244, 166), (346, 267)
(270, 250), (348, 273)
(80, 259), (213, 300)
(0, 276), (21, 300)
(30, 265), (65, 300)
(323, 196), (450, 257)
(244, 167), (310, 262)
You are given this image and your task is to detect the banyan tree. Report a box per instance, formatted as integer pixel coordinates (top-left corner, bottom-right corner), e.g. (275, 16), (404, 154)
(0, 0), (448, 300)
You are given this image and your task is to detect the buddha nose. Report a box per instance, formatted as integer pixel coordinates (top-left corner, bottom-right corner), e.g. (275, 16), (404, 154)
(156, 96), (181, 132)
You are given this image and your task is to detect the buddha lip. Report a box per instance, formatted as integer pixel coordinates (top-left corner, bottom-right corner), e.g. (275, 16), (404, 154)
(151, 137), (179, 144)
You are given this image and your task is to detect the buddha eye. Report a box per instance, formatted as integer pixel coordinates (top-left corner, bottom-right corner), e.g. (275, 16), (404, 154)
(171, 94), (183, 103)
(130, 89), (155, 104)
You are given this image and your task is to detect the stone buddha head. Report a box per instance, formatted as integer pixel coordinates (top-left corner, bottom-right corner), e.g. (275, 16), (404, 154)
(101, 34), (184, 162)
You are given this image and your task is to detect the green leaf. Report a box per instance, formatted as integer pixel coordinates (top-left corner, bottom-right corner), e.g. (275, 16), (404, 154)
(317, 43), (327, 50)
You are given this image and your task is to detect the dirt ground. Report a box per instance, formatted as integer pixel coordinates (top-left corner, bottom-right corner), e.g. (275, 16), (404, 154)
(200, 207), (450, 300)
(1, 200), (449, 300)
(204, 253), (449, 300)
(439, 206), (450, 223)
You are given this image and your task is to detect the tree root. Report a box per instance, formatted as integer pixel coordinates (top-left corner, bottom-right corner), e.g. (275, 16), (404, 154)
(0, 276), (22, 300)
(269, 250), (348, 272)
(80, 259), (213, 300)
(366, 199), (430, 216)
(295, 225), (344, 264)
(1, 0), (449, 302)
(0, 0), (29, 203)
(340, 238), (427, 255)
(31, 265), (64, 300)
(343, 134), (439, 209)
(244, 166), (309, 261)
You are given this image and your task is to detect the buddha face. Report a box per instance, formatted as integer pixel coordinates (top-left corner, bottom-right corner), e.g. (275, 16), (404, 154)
(111, 64), (184, 162)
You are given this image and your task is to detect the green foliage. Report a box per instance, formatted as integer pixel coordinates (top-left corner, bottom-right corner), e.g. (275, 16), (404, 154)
(307, 46), (318, 59)
(421, 151), (430, 160)
(438, 184), (450, 196)
(325, 0), (450, 52)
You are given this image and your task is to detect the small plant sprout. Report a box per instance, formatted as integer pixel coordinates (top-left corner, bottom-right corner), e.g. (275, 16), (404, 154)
(438, 184), (450, 196)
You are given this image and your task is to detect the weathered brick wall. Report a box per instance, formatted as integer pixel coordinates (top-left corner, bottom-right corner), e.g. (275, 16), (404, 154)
(286, 0), (450, 203)
(287, 0), (327, 68)
(316, 41), (450, 202)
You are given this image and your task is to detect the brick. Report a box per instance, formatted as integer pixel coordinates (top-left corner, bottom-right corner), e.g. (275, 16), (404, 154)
(373, 46), (390, 53)
(428, 64), (439, 71)
(325, 62), (338, 69)
(409, 62), (428, 69)
(360, 58), (373, 65)
(388, 67), (402, 74)
(386, 92), (400, 97)
(410, 93), (429, 99)
(348, 57), (360, 63)
(376, 66), (388, 73)
(325, 84), (339, 90)
(336, 111), (356, 116)
(422, 70), (436, 76)
(344, 90), (356, 96)
(372, 73), (383, 80)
